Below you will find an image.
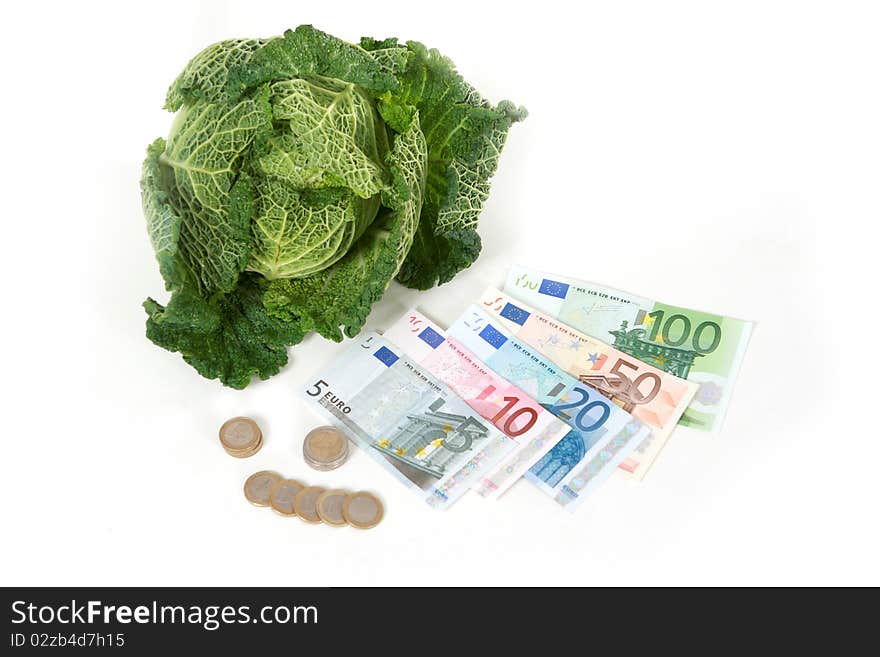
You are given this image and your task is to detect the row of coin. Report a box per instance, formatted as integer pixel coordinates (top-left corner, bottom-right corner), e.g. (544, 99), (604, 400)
(243, 471), (383, 529)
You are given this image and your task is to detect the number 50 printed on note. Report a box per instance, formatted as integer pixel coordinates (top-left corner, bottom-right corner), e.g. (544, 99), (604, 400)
(448, 306), (652, 510)
(479, 288), (698, 480)
(505, 265), (754, 431)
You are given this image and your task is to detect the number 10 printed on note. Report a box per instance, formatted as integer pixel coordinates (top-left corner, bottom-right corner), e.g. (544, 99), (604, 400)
(301, 333), (515, 510)
(448, 306), (651, 509)
(384, 309), (570, 500)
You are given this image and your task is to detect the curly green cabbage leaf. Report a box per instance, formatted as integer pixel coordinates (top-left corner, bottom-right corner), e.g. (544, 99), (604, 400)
(141, 25), (524, 388)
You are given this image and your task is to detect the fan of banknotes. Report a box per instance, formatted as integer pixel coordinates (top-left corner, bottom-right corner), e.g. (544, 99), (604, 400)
(302, 266), (754, 512)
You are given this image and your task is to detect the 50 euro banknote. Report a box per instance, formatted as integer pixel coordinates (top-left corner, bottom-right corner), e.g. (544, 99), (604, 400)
(505, 265), (754, 431)
(479, 288), (698, 479)
(385, 309), (571, 500)
(447, 305), (651, 510)
(300, 332), (516, 510)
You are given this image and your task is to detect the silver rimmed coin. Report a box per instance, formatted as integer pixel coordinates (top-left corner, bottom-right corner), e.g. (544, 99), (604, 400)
(294, 486), (325, 524)
(342, 491), (384, 529)
(243, 471), (282, 507)
(303, 426), (349, 471)
(269, 479), (305, 517)
(220, 417), (262, 458)
(316, 489), (348, 527)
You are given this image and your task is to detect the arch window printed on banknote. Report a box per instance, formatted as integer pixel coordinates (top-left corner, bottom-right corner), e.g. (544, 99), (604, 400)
(301, 333), (516, 510)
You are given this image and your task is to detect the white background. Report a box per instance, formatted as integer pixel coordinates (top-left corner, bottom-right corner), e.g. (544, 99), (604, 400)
(3, 1), (878, 586)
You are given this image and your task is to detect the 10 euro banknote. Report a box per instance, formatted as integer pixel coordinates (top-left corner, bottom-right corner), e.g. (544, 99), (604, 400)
(384, 310), (571, 499)
(479, 288), (698, 479)
(448, 306), (651, 509)
(505, 265), (754, 431)
(300, 332), (516, 510)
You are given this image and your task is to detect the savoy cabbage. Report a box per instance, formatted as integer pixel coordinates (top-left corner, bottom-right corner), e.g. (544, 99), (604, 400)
(141, 26), (525, 388)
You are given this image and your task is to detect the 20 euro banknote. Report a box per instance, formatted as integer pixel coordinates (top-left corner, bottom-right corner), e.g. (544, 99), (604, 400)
(300, 332), (516, 510)
(385, 309), (571, 499)
(479, 288), (698, 479)
(505, 265), (754, 431)
(447, 305), (651, 509)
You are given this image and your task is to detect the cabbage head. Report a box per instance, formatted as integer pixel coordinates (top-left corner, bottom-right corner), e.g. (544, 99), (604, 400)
(141, 25), (525, 388)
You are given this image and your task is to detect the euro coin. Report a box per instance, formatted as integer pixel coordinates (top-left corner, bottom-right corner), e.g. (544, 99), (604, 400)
(303, 426), (349, 471)
(225, 437), (263, 459)
(243, 471), (282, 507)
(343, 491), (384, 529)
(294, 486), (325, 524)
(220, 417), (262, 458)
(316, 489), (348, 527)
(270, 479), (305, 517)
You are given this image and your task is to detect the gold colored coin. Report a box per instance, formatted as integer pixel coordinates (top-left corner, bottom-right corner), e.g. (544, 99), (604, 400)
(220, 417), (262, 457)
(243, 471), (282, 507)
(343, 491), (384, 529)
(303, 426), (349, 471)
(294, 486), (325, 524)
(225, 436), (263, 459)
(270, 479), (306, 517)
(315, 489), (348, 527)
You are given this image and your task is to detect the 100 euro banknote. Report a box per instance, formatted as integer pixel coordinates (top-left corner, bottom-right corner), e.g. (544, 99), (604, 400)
(385, 309), (571, 499)
(505, 265), (754, 431)
(301, 332), (516, 510)
(479, 288), (698, 479)
(448, 305), (651, 509)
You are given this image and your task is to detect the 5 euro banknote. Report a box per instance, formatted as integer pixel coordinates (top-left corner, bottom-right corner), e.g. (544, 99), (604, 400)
(300, 332), (516, 510)
(479, 288), (698, 479)
(505, 265), (754, 431)
(448, 305), (651, 510)
(385, 309), (571, 500)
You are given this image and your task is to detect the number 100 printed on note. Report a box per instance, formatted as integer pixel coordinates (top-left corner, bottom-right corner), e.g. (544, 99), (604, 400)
(505, 265), (754, 431)
(478, 288), (698, 480)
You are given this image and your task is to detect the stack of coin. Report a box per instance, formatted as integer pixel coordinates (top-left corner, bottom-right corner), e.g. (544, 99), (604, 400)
(303, 426), (349, 471)
(219, 417), (263, 458)
(243, 471), (383, 530)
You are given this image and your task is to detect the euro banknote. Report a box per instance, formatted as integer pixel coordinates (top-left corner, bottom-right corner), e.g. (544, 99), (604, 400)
(478, 288), (698, 479)
(505, 265), (754, 431)
(384, 309), (571, 500)
(448, 305), (651, 509)
(300, 332), (516, 510)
